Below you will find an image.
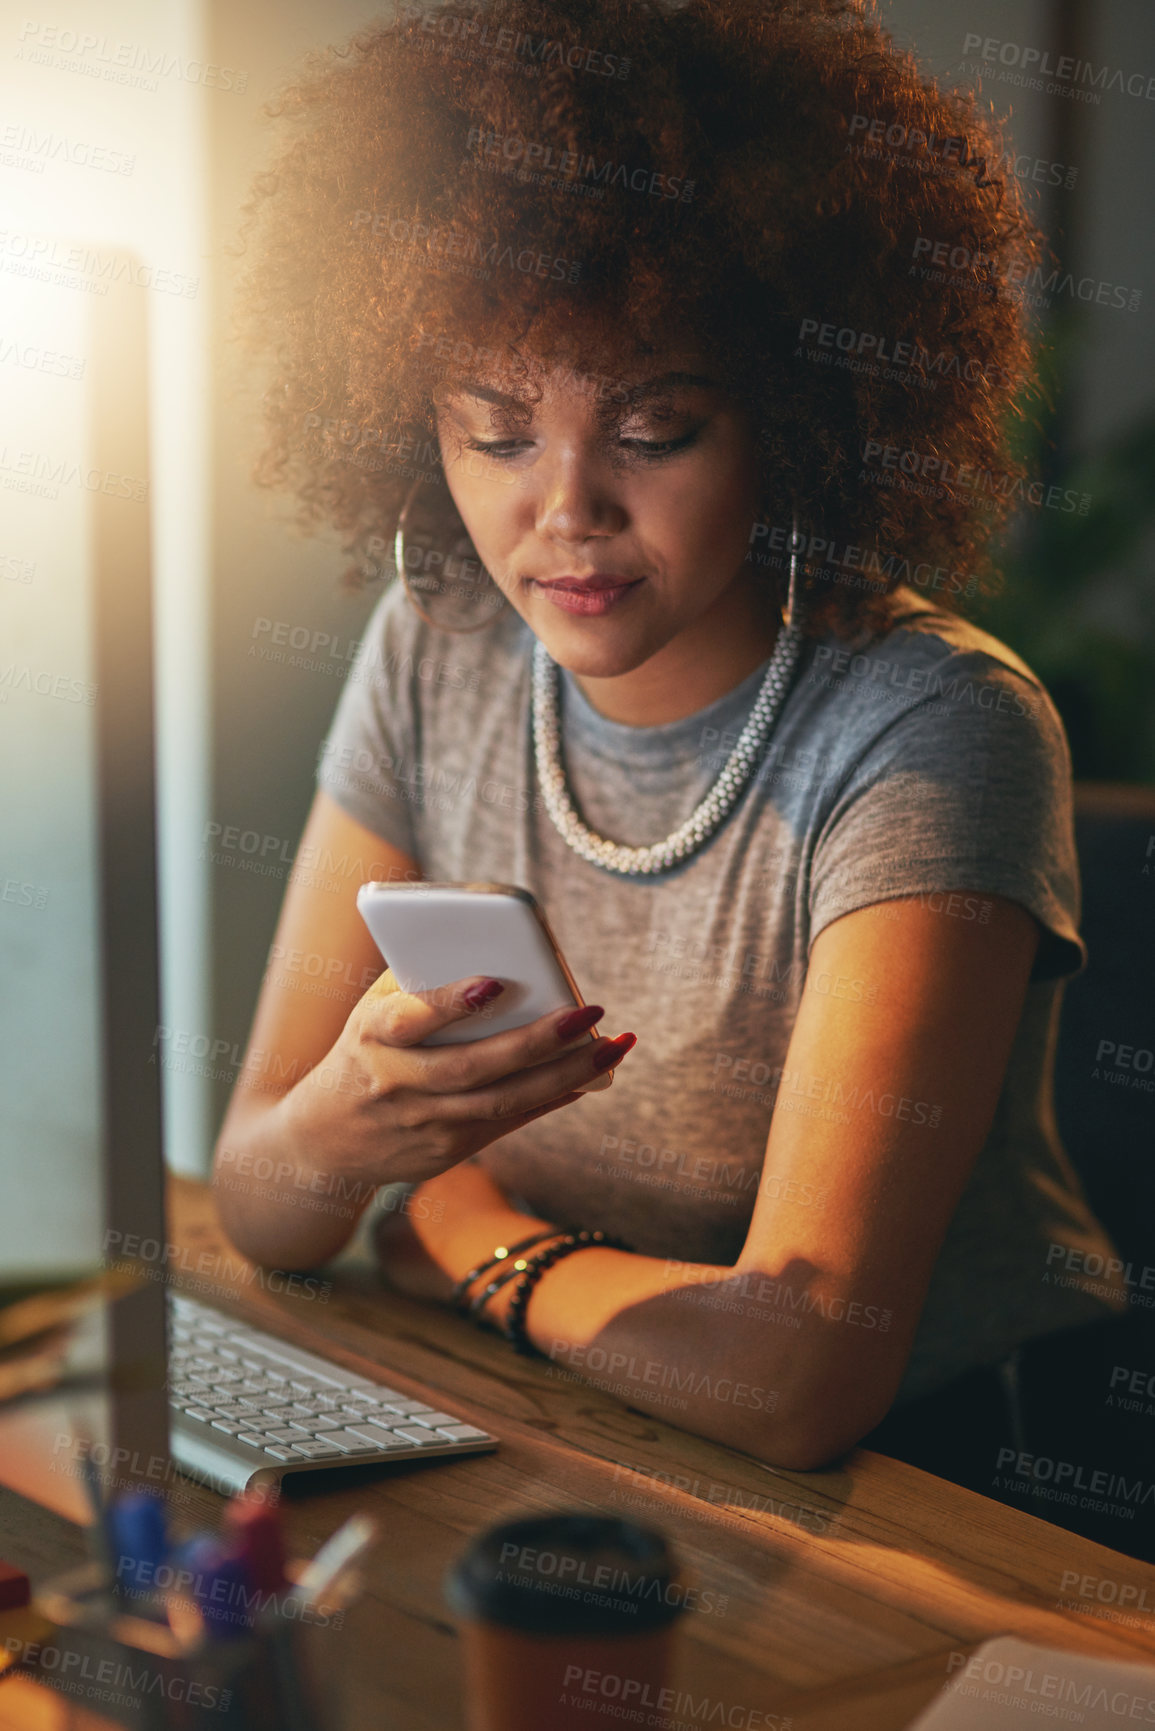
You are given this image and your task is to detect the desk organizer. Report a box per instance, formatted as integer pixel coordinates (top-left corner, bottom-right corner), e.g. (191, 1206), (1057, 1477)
(31, 1558), (343, 1731)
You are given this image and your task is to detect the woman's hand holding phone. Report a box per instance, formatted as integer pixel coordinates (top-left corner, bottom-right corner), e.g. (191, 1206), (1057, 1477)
(279, 966), (636, 1193)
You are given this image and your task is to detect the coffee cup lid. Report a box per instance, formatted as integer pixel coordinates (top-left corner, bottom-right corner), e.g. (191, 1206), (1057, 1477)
(445, 1511), (686, 1635)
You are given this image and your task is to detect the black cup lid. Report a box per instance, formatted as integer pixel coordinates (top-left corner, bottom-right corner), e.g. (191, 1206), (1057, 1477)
(445, 1512), (686, 1635)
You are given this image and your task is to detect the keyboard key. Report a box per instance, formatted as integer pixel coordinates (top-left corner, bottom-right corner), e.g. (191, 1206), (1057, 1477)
(243, 1361), (287, 1382)
(211, 1420), (244, 1436)
(290, 1441), (341, 1460)
(403, 1412), (460, 1429)
(183, 1408), (214, 1424)
(380, 1399), (436, 1416)
(264, 1428), (308, 1444)
(389, 1426), (445, 1447)
(237, 1434), (267, 1449)
(263, 1445), (297, 1461)
(433, 1425), (491, 1442)
(343, 1425), (413, 1450)
(312, 1430), (379, 1454)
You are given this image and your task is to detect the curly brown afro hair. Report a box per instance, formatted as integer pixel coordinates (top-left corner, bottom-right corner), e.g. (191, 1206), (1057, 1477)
(235, 0), (1045, 640)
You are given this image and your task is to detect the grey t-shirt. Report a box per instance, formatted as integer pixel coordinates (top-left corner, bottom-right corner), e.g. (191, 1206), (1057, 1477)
(317, 577), (1127, 1403)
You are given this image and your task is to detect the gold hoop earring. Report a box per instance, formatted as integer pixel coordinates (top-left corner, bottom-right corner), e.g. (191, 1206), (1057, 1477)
(785, 509), (803, 631)
(394, 477), (508, 635)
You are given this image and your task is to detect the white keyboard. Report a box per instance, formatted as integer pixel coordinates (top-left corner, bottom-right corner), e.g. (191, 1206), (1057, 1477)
(167, 1293), (496, 1496)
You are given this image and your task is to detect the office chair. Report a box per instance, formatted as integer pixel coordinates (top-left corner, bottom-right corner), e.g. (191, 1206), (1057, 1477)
(1053, 783), (1155, 1293)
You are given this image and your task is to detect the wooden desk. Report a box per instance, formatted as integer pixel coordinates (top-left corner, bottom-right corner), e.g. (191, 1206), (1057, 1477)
(4, 1173), (1155, 1731)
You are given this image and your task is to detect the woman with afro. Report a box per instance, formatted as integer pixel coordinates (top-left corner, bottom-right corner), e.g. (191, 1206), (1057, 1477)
(214, 0), (1134, 1533)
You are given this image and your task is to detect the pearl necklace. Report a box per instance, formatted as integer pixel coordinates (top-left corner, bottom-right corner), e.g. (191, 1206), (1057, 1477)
(531, 617), (805, 876)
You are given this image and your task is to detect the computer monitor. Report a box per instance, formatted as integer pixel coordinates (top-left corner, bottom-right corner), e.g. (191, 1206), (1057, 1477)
(0, 246), (170, 1519)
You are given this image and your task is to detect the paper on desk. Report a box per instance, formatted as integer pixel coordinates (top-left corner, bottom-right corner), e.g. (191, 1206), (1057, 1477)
(906, 1636), (1155, 1728)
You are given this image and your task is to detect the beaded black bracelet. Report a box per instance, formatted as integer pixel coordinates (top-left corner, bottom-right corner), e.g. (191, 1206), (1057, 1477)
(450, 1228), (562, 1317)
(503, 1229), (633, 1356)
(468, 1249), (556, 1320)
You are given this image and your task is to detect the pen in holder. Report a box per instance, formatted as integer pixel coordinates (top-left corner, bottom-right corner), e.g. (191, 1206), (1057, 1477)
(33, 1551), (352, 1731)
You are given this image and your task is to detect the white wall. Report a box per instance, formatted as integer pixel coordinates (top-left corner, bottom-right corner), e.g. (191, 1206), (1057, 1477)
(0, 0), (211, 1271)
(203, 0), (397, 1149)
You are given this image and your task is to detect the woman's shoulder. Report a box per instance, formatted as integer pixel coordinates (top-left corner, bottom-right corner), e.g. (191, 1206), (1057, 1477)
(354, 576), (533, 704)
(874, 584), (1039, 678)
(801, 585), (1085, 982)
(826, 582), (1035, 672)
(804, 583), (1061, 736)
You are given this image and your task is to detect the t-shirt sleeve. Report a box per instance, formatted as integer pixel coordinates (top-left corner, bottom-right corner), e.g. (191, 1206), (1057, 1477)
(315, 581), (421, 859)
(807, 649), (1087, 981)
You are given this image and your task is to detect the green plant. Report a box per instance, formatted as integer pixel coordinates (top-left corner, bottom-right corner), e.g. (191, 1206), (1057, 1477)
(975, 318), (1155, 781)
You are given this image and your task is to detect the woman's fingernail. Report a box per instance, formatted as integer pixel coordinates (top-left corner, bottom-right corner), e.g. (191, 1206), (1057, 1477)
(556, 1004), (604, 1042)
(463, 977), (504, 1009)
(590, 1031), (637, 1073)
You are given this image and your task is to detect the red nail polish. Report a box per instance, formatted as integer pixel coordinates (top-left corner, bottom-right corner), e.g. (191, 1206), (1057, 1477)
(463, 977), (504, 1010)
(556, 1004), (604, 1042)
(590, 1032), (637, 1073)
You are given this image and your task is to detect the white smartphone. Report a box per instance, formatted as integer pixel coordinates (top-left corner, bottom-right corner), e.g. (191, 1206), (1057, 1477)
(355, 880), (613, 1090)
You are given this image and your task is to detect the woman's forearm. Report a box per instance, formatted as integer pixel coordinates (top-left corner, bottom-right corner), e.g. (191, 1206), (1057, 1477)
(518, 1247), (825, 1466)
(210, 964), (626, 1274)
(391, 1170), (842, 1467)
(373, 1164), (553, 1302)
(211, 1081), (379, 1271)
